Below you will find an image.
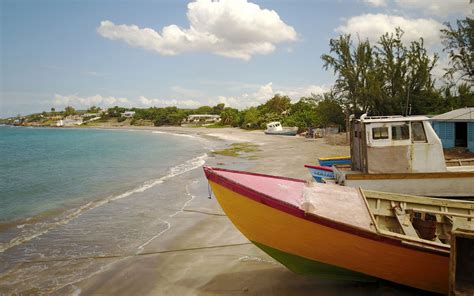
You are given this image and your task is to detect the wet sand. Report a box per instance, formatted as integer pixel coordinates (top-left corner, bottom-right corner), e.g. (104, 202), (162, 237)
(63, 127), (421, 295)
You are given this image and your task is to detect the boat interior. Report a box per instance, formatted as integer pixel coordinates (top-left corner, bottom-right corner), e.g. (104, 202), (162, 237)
(362, 189), (474, 246)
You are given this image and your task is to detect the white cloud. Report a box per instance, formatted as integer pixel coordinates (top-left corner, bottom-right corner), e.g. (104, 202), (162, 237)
(53, 94), (131, 109)
(363, 0), (387, 7)
(97, 0), (297, 60)
(336, 14), (443, 46)
(138, 96), (201, 108)
(395, 0), (470, 17)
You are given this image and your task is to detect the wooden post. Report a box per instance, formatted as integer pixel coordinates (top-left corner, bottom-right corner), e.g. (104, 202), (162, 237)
(449, 222), (474, 296)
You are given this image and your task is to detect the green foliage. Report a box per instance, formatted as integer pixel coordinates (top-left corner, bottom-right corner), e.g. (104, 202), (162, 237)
(441, 18), (473, 84)
(258, 94), (292, 115)
(219, 107), (240, 126)
(151, 107), (189, 126)
(107, 106), (127, 117)
(195, 106), (214, 114)
(212, 103), (225, 115)
(87, 106), (101, 113)
(322, 28), (439, 115)
(117, 116), (126, 123)
(240, 107), (262, 129)
(64, 106), (76, 116)
(282, 96), (319, 130)
(314, 94), (345, 127)
(212, 143), (260, 159)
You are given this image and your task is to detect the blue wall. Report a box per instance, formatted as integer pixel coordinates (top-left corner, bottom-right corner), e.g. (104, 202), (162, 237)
(432, 121), (455, 148)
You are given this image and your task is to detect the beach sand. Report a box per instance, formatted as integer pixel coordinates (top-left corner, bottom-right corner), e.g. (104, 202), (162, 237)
(60, 127), (420, 295)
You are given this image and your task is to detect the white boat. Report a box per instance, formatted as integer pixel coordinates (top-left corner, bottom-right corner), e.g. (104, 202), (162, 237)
(264, 122), (297, 136)
(332, 114), (474, 198)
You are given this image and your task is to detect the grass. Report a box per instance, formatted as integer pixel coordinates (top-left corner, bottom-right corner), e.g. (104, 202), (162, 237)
(212, 142), (261, 159)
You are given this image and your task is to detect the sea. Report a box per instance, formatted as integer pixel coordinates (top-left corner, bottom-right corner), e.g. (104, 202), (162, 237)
(0, 125), (216, 294)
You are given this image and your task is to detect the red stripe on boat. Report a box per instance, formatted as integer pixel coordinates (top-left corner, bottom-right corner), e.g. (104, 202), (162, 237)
(303, 164), (333, 171)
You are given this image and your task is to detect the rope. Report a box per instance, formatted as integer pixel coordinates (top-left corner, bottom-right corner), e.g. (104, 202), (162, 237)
(15, 242), (252, 265)
(182, 209), (226, 216)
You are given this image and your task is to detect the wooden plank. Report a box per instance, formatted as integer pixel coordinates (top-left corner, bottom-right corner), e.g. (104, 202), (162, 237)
(345, 171), (474, 180)
(359, 188), (381, 233)
(364, 190), (474, 210)
(379, 229), (450, 250)
(449, 228), (474, 295)
(391, 201), (419, 238)
(405, 208), (474, 219)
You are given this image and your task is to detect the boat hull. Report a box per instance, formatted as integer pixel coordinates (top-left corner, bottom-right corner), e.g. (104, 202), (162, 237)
(264, 130), (297, 136)
(304, 164), (334, 183)
(205, 168), (450, 294)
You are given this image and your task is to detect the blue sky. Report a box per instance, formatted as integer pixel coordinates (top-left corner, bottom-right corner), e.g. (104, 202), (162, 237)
(0, 0), (470, 117)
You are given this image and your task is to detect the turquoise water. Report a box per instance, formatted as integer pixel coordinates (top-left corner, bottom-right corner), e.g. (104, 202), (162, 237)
(0, 125), (222, 293)
(0, 126), (206, 222)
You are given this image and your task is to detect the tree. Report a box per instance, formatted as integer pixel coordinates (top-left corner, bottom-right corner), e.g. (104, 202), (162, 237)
(259, 94), (292, 115)
(212, 103), (225, 115)
(321, 35), (378, 114)
(50, 107), (56, 114)
(441, 18), (474, 83)
(283, 96), (319, 130)
(87, 106), (101, 113)
(219, 107), (240, 126)
(107, 106), (127, 117)
(322, 29), (439, 116)
(314, 94), (345, 127)
(64, 106), (76, 116)
(240, 107), (262, 129)
(195, 106), (213, 114)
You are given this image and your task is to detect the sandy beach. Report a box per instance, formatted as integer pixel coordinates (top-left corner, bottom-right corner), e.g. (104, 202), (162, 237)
(50, 126), (420, 296)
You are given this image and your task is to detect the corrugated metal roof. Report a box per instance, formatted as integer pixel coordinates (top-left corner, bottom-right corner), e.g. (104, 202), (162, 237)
(431, 107), (474, 122)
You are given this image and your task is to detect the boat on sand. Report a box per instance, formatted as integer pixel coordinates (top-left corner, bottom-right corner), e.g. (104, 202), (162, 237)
(316, 115), (474, 197)
(204, 166), (474, 294)
(264, 122), (297, 136)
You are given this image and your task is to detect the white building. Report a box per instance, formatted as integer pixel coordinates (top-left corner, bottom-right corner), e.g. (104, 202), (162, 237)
(185, 114), (221, 123)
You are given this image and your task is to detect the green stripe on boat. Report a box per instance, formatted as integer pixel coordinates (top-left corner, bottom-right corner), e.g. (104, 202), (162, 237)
(252, 241), (377, 282)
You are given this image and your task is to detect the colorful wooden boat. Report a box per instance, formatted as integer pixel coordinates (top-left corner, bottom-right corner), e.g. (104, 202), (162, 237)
(303, 164), (334, 183)
(318, 156), (351, 166)
(203, 166), (474, 294)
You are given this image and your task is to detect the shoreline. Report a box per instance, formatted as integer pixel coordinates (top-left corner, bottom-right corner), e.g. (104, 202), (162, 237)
(1, 125), (424, 295)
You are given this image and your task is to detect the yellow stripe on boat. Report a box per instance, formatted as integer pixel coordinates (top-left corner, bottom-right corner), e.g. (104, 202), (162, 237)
(318, 156), (350, 161)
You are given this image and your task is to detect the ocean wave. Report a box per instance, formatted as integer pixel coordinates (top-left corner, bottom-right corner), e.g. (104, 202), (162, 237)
(151, 130), (197, 139)
(0, 153), (208, 253)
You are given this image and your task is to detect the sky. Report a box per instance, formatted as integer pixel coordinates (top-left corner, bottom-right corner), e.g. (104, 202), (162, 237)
(0, 0), (471, 117)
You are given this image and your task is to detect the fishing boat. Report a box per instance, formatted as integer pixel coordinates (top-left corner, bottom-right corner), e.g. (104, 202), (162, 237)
(264, 122), (298, 136)
(329, 114), (474, 197)
(203, 166), (474, 294)
(318, 155), (351, 166)
(303, 164), (334, 183)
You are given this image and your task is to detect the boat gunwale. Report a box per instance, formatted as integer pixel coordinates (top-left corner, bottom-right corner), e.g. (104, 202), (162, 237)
(304, 164), (333, 172)
(342, 170), (474, 180)
(204, 166), (450, 256)
(364, 190), (474, 209)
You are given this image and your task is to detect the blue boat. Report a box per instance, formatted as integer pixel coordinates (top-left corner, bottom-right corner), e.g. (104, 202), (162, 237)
(318, 156), (351, 166)
(304, 164), (334, 183)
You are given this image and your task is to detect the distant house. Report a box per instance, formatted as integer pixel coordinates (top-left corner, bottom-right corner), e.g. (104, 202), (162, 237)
(431, 107), (474, 152)
(56, 118), (83, 127)
(185, 114), (221, 124)
(121, 111), (135, 118)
